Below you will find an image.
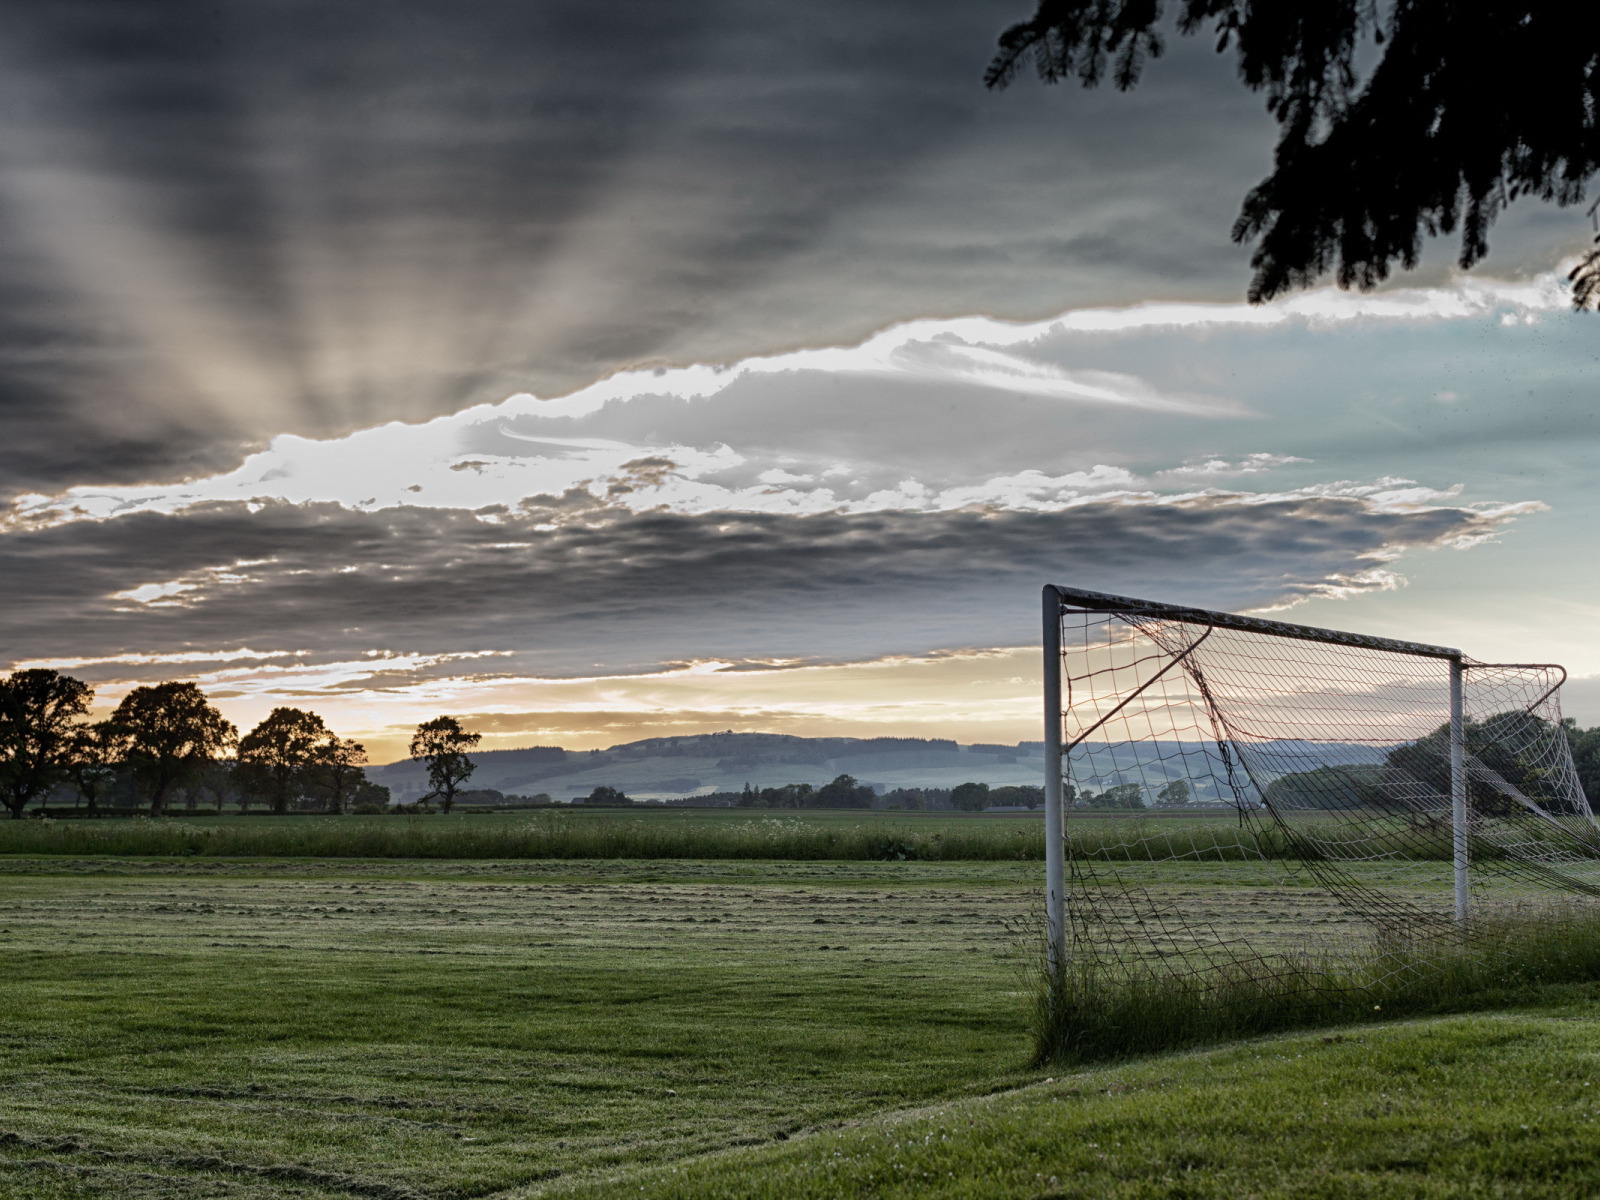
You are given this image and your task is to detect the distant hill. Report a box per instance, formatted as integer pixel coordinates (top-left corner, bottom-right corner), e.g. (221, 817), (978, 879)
(369, 731), (1396, 805)
(368, 731), (1046, 803)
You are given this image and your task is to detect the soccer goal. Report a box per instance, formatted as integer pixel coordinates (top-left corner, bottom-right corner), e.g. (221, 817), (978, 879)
(1041, 584), (1600, 987)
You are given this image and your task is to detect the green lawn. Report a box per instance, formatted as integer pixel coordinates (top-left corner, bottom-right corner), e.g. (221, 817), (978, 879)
(2, 855), (1598, 1198)
(0, 858), (1041, 1198)
(574, 1002), (1600, 1199)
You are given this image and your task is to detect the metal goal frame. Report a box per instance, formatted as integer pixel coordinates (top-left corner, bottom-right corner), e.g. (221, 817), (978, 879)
(1040, 584), (1570, 975)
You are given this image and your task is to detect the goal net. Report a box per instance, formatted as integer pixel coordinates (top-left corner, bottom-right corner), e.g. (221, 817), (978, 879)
(1044, 585), (1600, 992)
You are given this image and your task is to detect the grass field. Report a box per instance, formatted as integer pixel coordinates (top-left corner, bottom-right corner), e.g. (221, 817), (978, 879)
(2, 845), (1598, 1197)
(0, 808), (1461, 863)
(570, 1001), (1600, 1198)
(0, 809), (1051, 862)
(0, 856), (1041, 1198)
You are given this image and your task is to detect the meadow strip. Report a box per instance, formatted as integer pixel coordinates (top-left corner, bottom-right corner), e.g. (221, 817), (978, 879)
(0, 811), (1475, 862)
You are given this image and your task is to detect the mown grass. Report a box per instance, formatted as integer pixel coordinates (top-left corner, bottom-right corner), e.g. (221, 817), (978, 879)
(0, 809), (1473, 863)
(551, 1003), (1600, 1199)
(1032, 905), (1600, 1065)
(1, 855), (1596, 1197)
(0, 857), (1037, 1198)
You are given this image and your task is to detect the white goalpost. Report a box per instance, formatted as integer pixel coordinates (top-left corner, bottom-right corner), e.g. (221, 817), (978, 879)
(1042, 584), (1600, 986)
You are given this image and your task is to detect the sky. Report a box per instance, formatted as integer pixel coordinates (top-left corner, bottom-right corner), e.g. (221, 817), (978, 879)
(1, 0), (1597, 762)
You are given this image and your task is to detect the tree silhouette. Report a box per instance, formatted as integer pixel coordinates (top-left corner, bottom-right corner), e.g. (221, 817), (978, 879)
(0, 669), (93, 818)
(409, 716), (481, 814)
(1098, 782), (1146, 809)
(65, 719), (125, 817)
(236, 708), (331, 814)
(187, 760), (236, 814)
(307, 736), (368, 814)
(951, 781), (991, 811)
(988, 1), (1600, 306)
(112, 683), (237, 817)
(817, 773), (877, 808)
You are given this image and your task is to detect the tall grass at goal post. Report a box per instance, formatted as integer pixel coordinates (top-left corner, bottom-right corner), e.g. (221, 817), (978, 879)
(1028, 903), (1600, 1065)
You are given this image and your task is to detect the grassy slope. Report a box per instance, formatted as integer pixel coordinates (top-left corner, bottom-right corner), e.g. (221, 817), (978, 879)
(0, 858), (1038, 1198)
(554, 1000), (1600, 1199)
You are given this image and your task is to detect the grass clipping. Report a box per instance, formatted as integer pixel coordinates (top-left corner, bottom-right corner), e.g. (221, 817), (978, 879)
(1031, 904), (1600, 1064)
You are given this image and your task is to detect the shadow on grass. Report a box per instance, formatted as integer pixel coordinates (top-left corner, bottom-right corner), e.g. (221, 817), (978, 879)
(1032, 904), (1600, 1065)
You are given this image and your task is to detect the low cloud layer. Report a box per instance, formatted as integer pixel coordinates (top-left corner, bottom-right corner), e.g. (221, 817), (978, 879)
(12, 272), (1573, 527)
(4, 488), (1524, 688)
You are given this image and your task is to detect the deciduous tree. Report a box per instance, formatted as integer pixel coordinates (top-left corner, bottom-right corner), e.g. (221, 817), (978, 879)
(951, 781), (991, 812)
(307, 736), (368, 814)
(236, 708), (332, 815)
(409, 716), (481, 814)
(988, 1), (1600, 306)
(350, 779), (392, 813)
(112, 683), (237, 817)
(1390, 710), (1573, 819)
(0, 669), (93, 818)
(990, 784), (1045, 809)
(758, 782), (814, 808)
(817, 773), (876, 808)
(65, 719), (125, 817)
(187, 760), (235, 813)
(1565, 719), (1600, 805)
(1156, 779), (1191, 807)
(1099, 782), (1146, 809)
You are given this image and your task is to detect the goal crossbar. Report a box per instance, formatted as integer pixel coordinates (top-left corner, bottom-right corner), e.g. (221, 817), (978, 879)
(1047, 584), (1462, 660)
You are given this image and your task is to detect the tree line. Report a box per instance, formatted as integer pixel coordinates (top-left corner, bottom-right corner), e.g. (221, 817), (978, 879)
(0, 669), (484, 818)
(737, 775), (881, 809)
(1262, 714), (1600, 815)
(727, 778), (1050, 811)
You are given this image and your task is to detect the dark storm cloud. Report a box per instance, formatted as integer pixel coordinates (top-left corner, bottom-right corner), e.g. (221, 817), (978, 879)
(0, 0), (706, 491)
(0, 0), (1303, 501)
(0, 494), (1506, 678)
